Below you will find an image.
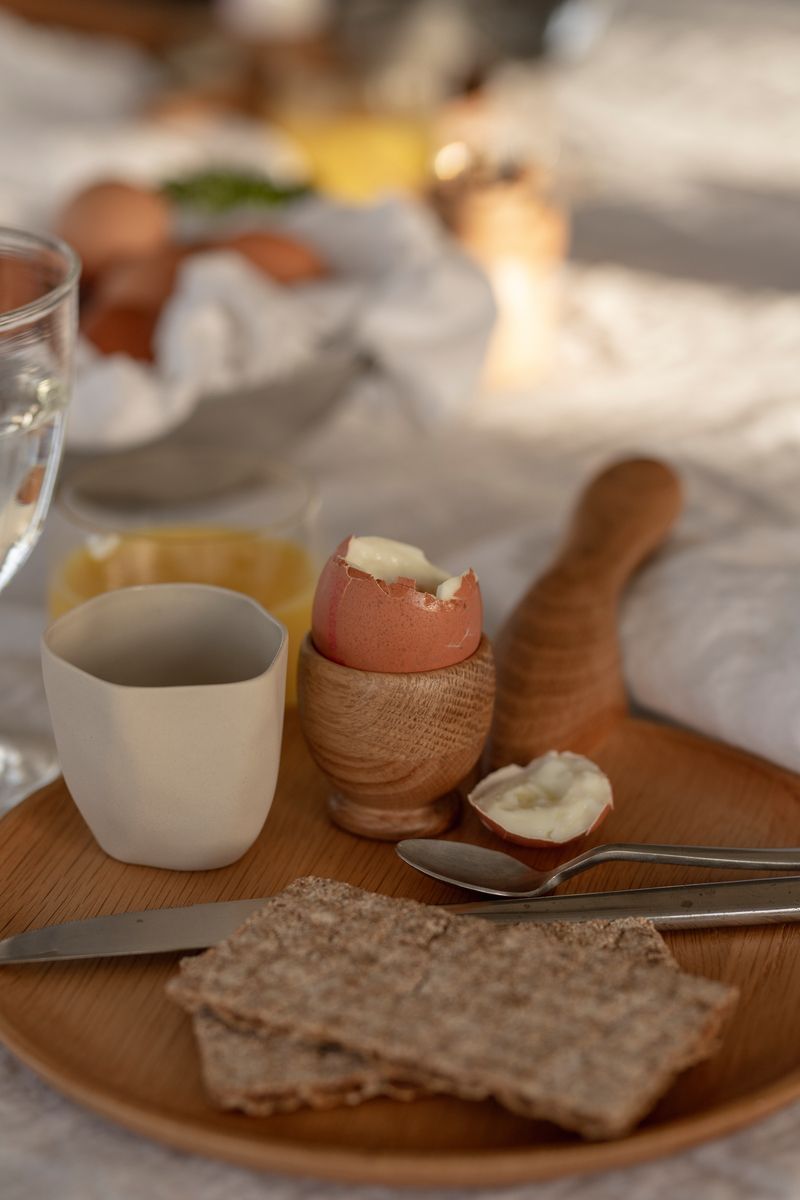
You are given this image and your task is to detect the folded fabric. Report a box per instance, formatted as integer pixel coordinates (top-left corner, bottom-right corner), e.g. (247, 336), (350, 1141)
(622, 523), (800, 774)
(69, 197), (494, 451)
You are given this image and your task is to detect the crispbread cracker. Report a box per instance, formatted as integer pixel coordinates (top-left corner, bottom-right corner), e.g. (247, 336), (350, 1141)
(188, 901), (675, 1120)
(192, 1012), (423, 1115)
(169, 877), (736, 1139)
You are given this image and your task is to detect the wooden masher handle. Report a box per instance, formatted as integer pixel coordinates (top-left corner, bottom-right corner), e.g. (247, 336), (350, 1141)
(489, 458), (682, 768)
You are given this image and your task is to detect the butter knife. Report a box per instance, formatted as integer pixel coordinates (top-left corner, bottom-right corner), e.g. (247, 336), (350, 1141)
(2, 875), (800, 964)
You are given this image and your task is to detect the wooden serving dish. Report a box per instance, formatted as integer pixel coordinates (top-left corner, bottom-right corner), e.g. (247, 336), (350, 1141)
(1, 458), (799, 1187)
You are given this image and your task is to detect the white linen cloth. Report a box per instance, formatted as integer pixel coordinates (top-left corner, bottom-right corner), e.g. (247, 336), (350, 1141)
(0, 9), (161, 127)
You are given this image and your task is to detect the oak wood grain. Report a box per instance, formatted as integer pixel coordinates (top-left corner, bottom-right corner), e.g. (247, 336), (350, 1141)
(490, 457), (683, 768)
(297, 633), (495, 840)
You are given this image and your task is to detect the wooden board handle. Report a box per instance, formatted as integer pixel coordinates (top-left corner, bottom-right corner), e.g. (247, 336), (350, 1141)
(489, 458), (682, 768)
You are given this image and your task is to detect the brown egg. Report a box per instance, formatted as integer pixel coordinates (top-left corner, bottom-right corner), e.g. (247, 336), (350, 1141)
(215, 230), (328, 285)
(0, 259), (42, 312)
(91, 242), (188, 310)
(56, 181), (172, 281)
(81, 301), (160, 362)
(311, 535), (483, 673)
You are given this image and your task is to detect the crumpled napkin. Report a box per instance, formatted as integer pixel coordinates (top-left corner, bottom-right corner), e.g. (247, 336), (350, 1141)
(0, 14), (495, 449)
(69, 197), (495, 451)
(622, 523), (800, 774)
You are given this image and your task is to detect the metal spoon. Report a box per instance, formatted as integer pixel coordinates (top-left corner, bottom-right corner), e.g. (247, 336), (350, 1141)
(396, 838), (800, 899)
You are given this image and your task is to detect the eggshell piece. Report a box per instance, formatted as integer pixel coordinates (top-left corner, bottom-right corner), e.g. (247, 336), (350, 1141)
(312, 538), (482, 673)
(56, 181), (172, 280)
(474, 802), (612, 848)
(215, 231), (328, 284)
(468, 754), (614, 847)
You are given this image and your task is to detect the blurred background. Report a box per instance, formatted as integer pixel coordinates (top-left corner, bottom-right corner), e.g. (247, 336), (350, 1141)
(3, 0), (797, 418)
(1, 0), (799, 734)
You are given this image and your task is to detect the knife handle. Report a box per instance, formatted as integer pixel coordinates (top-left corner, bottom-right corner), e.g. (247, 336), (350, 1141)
(450, 875), (800, 929)
(490, 458), (682, 768)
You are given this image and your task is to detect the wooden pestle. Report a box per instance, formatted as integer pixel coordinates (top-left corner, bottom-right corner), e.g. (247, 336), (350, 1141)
(490, 457), (683, 769)
(298, 634), (495, 841)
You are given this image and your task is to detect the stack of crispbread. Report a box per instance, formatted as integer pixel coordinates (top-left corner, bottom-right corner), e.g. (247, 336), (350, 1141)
(167, 877), (736, 1139)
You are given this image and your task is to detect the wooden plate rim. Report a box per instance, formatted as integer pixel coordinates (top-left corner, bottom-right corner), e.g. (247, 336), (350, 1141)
(3, 732), (800, 1189)
(2, 994), (800, 1187)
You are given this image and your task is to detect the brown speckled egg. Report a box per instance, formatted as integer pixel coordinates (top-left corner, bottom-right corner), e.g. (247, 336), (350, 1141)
(81, 301), (160, 361)
(91, 241), (187, 310)
(312, 538), (482, 673)
(56, 180), (171, 281)
(214, 230), (328, 284)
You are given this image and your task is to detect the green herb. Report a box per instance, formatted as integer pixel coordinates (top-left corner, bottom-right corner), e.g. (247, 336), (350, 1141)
(162, 170), (311, 212)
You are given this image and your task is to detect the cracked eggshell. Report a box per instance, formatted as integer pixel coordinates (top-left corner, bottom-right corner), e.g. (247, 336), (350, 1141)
(468, 753), (614, 847)
(311, 537), (482, 672)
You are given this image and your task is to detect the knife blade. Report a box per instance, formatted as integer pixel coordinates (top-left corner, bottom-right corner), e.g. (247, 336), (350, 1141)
(2, 875), (800, 964)
(0, 898), (267, 964)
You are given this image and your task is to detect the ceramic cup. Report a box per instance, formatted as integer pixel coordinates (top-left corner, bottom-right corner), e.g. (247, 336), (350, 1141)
(41, 583), (287, 870)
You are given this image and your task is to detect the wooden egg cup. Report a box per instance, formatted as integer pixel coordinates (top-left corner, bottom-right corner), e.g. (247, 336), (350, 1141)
(298, 634), (495, 840)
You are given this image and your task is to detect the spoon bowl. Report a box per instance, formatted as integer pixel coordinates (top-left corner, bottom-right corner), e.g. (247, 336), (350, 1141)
(396, 838), (800, 899)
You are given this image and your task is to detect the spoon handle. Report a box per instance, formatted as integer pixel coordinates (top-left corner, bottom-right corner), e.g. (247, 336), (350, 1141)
(551, 843), (800, 889)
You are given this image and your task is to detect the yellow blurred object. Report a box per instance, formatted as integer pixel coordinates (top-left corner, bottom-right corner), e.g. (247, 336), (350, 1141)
(48, 527), (316, 706)
(433, 164), (568, 391)
(460, 177), (568, 391)
(431, 78), (568, 393)
(277, 111), (432, 201)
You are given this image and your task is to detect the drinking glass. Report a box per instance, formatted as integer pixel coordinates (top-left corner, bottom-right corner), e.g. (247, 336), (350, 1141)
(0, 227), (79, 813)
(49, 445), (319, 705)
